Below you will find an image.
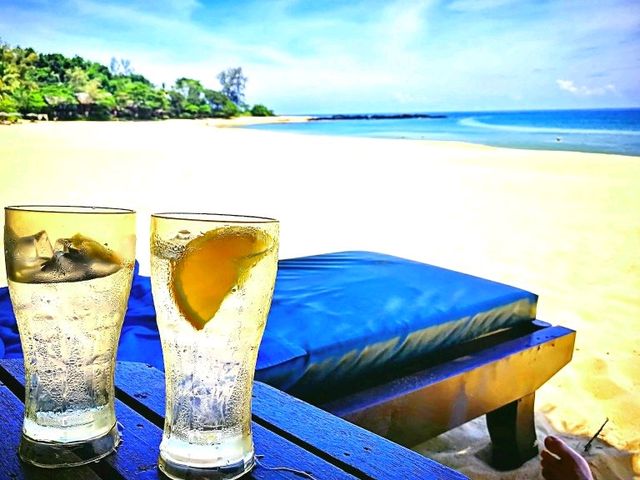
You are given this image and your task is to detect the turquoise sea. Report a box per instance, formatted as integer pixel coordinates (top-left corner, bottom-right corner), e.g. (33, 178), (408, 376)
(247, 108), (640, 157)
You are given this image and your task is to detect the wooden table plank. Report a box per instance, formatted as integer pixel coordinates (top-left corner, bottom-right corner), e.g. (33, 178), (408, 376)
(2, 359), (467, 479)
(0, 359), (163, 480)
(115, 362), (358, 480)
(252, 423), (358, 480)
(1, 359), (359, 479)
(0, 379), (102, 480)
(252, 382), (469, 480)
(114, 361), (466, 480)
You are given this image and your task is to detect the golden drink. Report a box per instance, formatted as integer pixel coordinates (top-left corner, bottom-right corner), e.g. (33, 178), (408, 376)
(4, 206), (135, 467)
(150, 213), (279, 480)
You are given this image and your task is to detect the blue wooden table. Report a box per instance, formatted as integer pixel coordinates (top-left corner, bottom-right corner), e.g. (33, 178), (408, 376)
(0, 359), (467, 479)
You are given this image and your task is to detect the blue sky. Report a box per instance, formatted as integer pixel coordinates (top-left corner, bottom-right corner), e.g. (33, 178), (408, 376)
(1, 0), (639, 113)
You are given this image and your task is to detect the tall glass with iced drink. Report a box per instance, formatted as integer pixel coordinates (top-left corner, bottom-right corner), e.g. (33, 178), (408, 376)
(3, 205), (135, 467)
(150, 213), (279, 480)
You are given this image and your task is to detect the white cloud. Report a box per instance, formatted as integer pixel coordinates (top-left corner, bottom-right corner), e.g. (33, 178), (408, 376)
(378, 0), (433, 57)
(104, 0), (202, 20)
(162, 0), (201, 13)
(448, 0), (515, 12)
(70, 0), (215, 42)
(557, 79), (617, 96)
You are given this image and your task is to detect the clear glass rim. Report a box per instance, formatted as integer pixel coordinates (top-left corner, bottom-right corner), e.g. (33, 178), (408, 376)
(5, 205), (135, 214)
(151, 212), (278, 223)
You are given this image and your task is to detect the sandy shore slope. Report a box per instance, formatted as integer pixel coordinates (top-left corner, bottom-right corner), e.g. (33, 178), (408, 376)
(205, 115), (311, 127)
(1, 120), (638, 479)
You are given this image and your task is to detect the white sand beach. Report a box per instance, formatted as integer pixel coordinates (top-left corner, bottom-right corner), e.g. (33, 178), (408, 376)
(1, 120), (638, 479)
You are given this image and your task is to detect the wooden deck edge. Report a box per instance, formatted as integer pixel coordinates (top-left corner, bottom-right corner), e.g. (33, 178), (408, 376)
(321, 324), (576, 445)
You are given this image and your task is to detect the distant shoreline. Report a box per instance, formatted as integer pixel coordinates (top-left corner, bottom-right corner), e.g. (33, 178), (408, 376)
(237, 109), (640, 157)
(309, 113), (447, 121)
(205, 115), (311, 127)
(4, 112), (638, 157)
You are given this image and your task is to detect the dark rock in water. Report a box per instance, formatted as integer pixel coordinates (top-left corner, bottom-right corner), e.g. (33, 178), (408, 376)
(310, 113), (446, 121)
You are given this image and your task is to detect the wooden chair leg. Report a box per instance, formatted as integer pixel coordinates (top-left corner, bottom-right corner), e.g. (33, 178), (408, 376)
(486, 392), (538, 470)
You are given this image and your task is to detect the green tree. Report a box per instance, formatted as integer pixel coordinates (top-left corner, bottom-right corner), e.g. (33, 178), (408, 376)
(110, 77), (165, 119)
(109, 57), (132, 76)
(203, 89), (238, 118)
(173, 78), (209, 118)
(0, 43), (20, 111)
(67, 66), (112, 119)
(40, 83), (77, 119)
(250, 104), (274, 117)
(166, 89), (186, 118)
(0, 95), (18, 113)
(174, 78), (204, 101)
(13, 87), (47, 113)
(0, 42), (39, 113)
(0, 40), (273, 120)
(35, 53), (69, 84)
(217, 67), (247, 107)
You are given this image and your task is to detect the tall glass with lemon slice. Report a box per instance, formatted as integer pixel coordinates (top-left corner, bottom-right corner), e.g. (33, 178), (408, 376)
(150, 213), (279, 480)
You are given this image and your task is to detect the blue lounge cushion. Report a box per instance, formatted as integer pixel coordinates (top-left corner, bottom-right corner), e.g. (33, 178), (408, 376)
(0, 287), (18, 359)
(260, 251), (537, 394)
(0, 252), (537, 395)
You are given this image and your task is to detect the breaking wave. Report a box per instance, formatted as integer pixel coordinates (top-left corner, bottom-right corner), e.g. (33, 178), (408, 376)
(458, 117), (640, 136)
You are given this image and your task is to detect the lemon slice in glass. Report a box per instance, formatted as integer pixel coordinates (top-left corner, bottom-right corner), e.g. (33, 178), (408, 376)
(171, 227), (272, 330)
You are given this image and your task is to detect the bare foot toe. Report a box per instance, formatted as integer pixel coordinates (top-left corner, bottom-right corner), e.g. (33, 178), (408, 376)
(540, 436), (593, 480)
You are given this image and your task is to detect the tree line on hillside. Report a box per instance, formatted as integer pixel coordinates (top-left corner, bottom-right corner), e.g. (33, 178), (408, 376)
(0, 40), (274, 121)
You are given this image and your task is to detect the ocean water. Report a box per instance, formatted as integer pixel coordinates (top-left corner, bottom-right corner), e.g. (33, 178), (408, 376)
(247, 109), (640, 156)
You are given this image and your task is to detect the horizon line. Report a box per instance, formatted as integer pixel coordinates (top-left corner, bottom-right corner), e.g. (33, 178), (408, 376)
(284, 106), (640, 117)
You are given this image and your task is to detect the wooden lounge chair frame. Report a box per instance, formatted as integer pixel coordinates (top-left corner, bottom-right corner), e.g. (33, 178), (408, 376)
(315, 319), (575, 470)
